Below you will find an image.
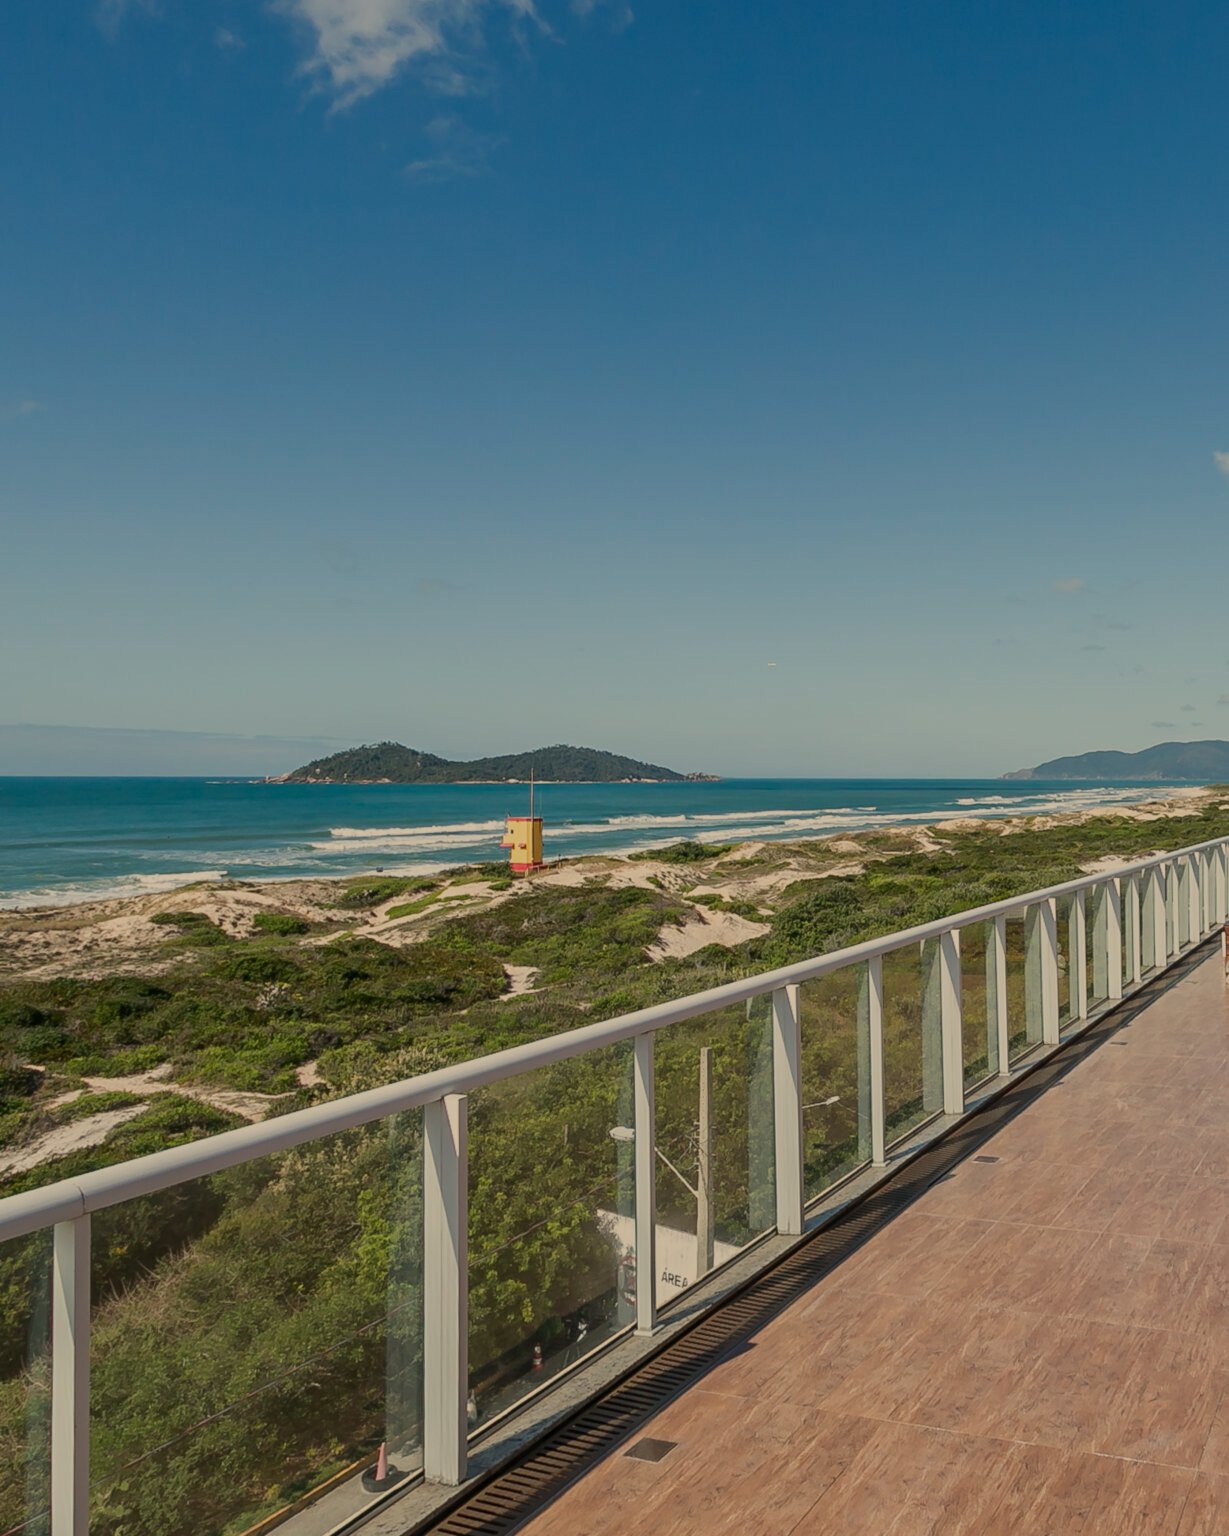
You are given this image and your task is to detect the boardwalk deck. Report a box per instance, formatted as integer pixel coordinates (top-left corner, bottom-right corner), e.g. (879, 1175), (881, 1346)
(518, 950), (1229, 1535)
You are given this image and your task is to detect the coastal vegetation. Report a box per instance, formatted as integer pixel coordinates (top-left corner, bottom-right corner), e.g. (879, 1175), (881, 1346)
(1, 794), (1227, 1533)
(279, 740), (714, 784)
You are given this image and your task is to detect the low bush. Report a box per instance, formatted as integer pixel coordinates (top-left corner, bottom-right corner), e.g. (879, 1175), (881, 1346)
(251, 912), (310, 936)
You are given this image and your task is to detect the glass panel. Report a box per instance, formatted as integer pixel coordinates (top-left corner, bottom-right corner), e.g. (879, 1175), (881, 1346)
(468, 1044), (633, 1429)
(1055, 894), (1075, 1028)
(1088, 884), (1111, 1012)
(1141, 870), (1159, 976)
(958, 921), (997, 1089)
(1122, 876), (1137, 989)
(882, 943), (942, 1143)
(1202, 854), (1215, 935)
(1004, 908), (1030, 1062)
(89, 1114), (422, 1536)
(798, 963), (869, 1201)
(1023, 904), (1048, 1052)
(0, 1232), (52, 1536)
(651, 999), (775, 1308)
(1179, 861), (1193, 949)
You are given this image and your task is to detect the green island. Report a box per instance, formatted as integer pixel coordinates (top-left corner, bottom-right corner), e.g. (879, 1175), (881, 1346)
(274, 740), (719, 784)
(1005, 737), (1229, 780)
(1, 790), (1224, 1534)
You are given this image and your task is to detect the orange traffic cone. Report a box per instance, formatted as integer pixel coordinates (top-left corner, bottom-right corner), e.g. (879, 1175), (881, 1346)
(375, 1442), (388, 1482)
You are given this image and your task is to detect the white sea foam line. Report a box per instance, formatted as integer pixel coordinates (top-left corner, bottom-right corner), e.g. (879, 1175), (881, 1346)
(313, 789), (1162, 855)
(0, 870), (226, 911)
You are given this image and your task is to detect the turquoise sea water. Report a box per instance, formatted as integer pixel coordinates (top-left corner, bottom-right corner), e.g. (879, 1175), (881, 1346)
(0, 776), (1181, 909)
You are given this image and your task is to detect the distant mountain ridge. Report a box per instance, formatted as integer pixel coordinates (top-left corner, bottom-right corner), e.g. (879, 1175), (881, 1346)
(276, 741), (716, 784)
(1004, 740), (1229, 781)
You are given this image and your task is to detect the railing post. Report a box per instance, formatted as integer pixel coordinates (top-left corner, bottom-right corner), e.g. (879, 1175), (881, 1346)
(1218, 846), (1229, 924)
(51, 1215), (90, 1536)
(939, 929), (963, 1115)
(1072, 890), (1088, 1019)
(1189, 855), (1203, 942)
(632, 1034), (657, 1336)
(993, 914), (1010, 1077)
(423, 1094), (468, 1487)
(867, 955), (886, 1165)
(1041, 898), (1060, 1044)
(1165, 862), (1179, 960)
(1106, 879), (1123, 1001)
(771, 986), (804, 1237)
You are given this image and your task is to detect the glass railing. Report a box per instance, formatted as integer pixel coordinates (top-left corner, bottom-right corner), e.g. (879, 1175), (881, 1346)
(2, 834), (1227, 1535)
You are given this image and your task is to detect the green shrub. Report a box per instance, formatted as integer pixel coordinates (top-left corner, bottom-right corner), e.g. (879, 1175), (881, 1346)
(630, 840), (733, 864)
(385, 894), (440, 920)
(332, 877), (436, 909)
(54, 1090), (143, 1122)
(252, 912), (310, 936)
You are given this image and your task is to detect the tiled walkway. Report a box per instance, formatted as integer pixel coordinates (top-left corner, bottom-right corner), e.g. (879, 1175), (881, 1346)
(520, 950), (1229, 1535)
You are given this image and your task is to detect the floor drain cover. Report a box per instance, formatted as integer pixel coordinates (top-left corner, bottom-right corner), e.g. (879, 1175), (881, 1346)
(973, 1155), (1000, 1163)
(624, 1439), (678, 1463)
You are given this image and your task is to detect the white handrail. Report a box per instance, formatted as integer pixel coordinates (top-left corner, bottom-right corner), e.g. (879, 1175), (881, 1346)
(1, 833), (1225, 1244)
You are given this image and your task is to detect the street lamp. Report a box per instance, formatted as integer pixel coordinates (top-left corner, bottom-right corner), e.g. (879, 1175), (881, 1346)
(608, 1125), (699, 1199)
(609, 1045), (716, 1283)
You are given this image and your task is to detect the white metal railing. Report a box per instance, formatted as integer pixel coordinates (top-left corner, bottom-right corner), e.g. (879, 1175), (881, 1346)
(3, 834), (1229, 1532)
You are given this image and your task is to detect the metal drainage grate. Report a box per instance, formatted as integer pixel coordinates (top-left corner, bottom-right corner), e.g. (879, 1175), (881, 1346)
(407, 942), (1213, 1536)
(624, 1438), (677, 1463)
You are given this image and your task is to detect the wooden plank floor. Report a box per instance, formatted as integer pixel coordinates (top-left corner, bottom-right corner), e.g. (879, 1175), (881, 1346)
(518, 951), (1229, 1535)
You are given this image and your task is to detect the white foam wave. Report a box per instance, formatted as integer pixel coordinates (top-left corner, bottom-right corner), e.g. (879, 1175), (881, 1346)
(0, 870), (226, 911)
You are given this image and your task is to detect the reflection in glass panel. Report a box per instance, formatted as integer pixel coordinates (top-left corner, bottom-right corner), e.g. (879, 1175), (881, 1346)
(89, 1115), (423, 1536)
(1055, 895), (1075, 1028)
(648, 999), (775, 1308)
(1004, 909), (1029, 1061)
(1179, 860), (1192, 949)
(1088, 884), (1110, 1012)
(468, 1045), (632, 1428)
(882, 943), (942, 1144)
(958, 922), (998, 1089)
(1121, 876), (1137, 990)
(0, 1231), (51, 1536)
(1023, 904), (1048, 1052)
(798, 963), (868, 1202)
(1141, 869), (1158, 976)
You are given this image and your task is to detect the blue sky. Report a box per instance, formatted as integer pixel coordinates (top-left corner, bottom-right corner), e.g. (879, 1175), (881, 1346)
(3, 1), (1229, 777)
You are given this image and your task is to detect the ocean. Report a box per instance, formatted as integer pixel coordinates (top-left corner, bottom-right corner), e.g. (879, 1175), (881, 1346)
(0, 776), (1184, 910)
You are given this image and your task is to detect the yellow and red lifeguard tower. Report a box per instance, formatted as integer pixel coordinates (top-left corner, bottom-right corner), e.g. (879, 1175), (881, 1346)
(501, 773), (545, 874)
(500, 814), (544, 874)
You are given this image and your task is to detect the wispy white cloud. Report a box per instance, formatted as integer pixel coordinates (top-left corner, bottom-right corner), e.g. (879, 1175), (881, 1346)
(1151, 720), (1177, 730)
(405, 113), (504, 178)
(274, 0), (541, 109)
(215, 25), (246, 50)
(1053, 577), (1084, 593)
(96, 0), (158, 37)
(1180, 703), (1197, 713)
(572, 0), (632, 28)
(1215, 450), (1229, 478)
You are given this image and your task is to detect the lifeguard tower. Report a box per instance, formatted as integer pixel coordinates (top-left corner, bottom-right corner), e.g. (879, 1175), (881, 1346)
(501, 775), (544, 874)
(501, 815), (544, 874)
